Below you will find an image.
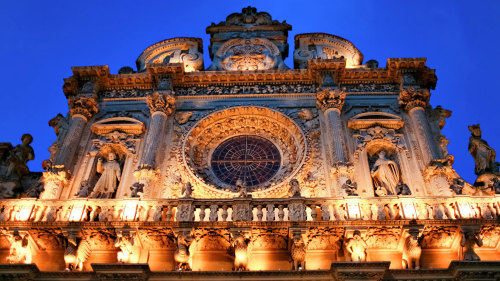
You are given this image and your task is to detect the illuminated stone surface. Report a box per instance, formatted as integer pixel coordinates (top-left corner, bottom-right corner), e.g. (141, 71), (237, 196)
(0, 6), (499, 281)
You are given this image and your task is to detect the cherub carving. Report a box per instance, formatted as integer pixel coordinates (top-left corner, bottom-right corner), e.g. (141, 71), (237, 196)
(288, 179), (301, 197)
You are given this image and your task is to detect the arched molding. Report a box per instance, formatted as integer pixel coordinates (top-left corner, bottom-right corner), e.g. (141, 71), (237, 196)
(181, 106), (307, 198)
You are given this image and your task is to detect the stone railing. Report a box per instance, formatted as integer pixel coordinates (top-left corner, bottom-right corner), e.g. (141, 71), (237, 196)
(0, 195), (498, 223)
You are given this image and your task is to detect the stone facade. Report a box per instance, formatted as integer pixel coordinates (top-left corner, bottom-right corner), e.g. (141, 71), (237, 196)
(0, 6), (499, 281)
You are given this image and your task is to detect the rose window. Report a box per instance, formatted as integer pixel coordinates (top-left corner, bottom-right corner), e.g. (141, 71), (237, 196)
(211, 135), (281, 187)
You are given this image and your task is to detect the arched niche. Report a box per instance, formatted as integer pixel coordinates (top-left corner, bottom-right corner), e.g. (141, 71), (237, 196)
(69, 117), (145, 199)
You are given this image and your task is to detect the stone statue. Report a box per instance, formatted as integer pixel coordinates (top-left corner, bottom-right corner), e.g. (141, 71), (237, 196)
(449, 178), (464, 195)
(402, 233), (422, 269)
(461, 231), (483, 261)
(4, 230), (31, 264)
(115, 233), (134, 263)
(235, 179), (248, 198)
(0, 134), (34, 181)
(232, 234), (249, 271)
(468, 124), (498, 175)
(371, 151), (400, 196)
(74, 180), (91, 197)
(290, 236), (306, 270)
(89, 152), (121, 199)
(288, 179), (301, 197)
(342, 179), (358, 196)
(345, 230), (367, 262)
(174, 233), (191, 271)
(181, 182), (193, 199)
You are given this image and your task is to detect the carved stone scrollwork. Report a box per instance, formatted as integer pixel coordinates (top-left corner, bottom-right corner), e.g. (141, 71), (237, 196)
(353, 126), (405, 155)
(40, 167), (69, 200)
(132, 167), (160, 199)
(231, 202), (252, 221)
(315, 88), (346, 112)
(146, 92), (176, 116)
(1, 229), (32, 264)
(68, 97), (98, 120)
(288, 202), (306, 221)
(398, 88), (430, 111)
(175, 201), (195, 222)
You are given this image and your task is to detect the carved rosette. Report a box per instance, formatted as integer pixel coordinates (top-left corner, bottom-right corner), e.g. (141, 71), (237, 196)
(316, 88), (346, 112)
(146, 92), (176, 116)
(398, 88), (430, 111)
(68, 97), (98, 120)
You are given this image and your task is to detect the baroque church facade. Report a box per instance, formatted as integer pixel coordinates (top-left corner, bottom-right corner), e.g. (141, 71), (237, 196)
(0, 7), (499, 281)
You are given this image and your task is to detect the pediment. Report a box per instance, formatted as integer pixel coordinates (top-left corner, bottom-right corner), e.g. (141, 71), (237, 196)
(91, 117), (145, 135)
(347, 112), (403, 130)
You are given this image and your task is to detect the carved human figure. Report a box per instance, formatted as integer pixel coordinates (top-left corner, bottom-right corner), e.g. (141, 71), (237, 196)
(174, 233), (191, 271)
(235, 179), (248, 198)
(115, 234), (134, 263)
(1, 134), (34, 181)
(289, 179), (301, 197)
(74, 180), (91, 197)
(342, 179), (358, 196)
(402, 233), (422, 269)
(449, 178), (464, 195)
(232, 234), (249, 271)
(89, 152), (121, 199)
(345, 230), (367, 262)
(4, 230), (31, 264)
(371, 151), (400, 196)
(181, 182), (193, 199)
(468, 124), (497, 175)
(461, 231), (483, 261)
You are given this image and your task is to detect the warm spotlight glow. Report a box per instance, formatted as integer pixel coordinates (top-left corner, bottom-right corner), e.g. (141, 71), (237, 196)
(69, 205), (85, 221)
(122, 203), (138, 221)
(346, 200), (361, 220)
(401, 201), (418, 219)
(456, 201), (473, 218)
(18, 205), (33, 221)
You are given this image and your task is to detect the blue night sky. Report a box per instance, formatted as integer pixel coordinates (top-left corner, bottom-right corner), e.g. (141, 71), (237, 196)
(0, 1), (498, 184)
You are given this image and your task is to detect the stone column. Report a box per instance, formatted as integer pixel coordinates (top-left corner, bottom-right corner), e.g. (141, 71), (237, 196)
(134, 92), (176, 198)
(41, 97), (97, 199)
(399, 88), (440, 165)
(317, 88), (347, 164)
(317, 88), (348, 196)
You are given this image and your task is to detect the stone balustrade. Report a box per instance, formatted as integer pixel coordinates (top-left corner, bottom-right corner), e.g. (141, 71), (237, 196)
(0, 195), (498, 223)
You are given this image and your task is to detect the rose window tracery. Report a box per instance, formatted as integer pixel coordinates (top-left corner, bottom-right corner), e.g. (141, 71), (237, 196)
(182, 107), (306, 198)
(211, 135), (281, 188)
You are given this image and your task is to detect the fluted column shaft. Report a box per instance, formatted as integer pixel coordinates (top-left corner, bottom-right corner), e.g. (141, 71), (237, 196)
(325, 108), (346, 163)
(139, 112), (167, 167)
(54, 116), (87, 168)
(408, 107), (440, 164)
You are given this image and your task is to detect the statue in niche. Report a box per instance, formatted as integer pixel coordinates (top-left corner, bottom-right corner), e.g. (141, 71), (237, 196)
(288, 179), (302, 197)
(468, 124), (498, 175)
(342, 179), (358, 196)
(345, 230), (367, 262)
(89, 152), (121, 199)
(371, 151), (400, 196)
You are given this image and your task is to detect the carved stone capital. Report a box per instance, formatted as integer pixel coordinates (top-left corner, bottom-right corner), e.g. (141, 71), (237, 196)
(330, 162), (354, 179)
(316, 88), (346, 112)
(146, 92), (176, 116)
(398, 87), (430, 111)
(68, 96), (98, 120)
(39, 167), (70, 200)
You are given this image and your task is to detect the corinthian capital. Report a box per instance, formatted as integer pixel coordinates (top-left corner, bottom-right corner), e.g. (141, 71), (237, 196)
(316, 88), (346, 112)
(398, 88), (430, 111)
(68, 97), (98, 120)
(146, 92), (176, 116)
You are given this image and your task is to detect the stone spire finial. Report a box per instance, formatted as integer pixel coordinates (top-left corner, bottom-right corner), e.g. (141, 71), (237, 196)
(316, 88), (346, 112)
(146, 92), (176, 116)
(68, 97), (98, 120)
(398, 88), (430, 111)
